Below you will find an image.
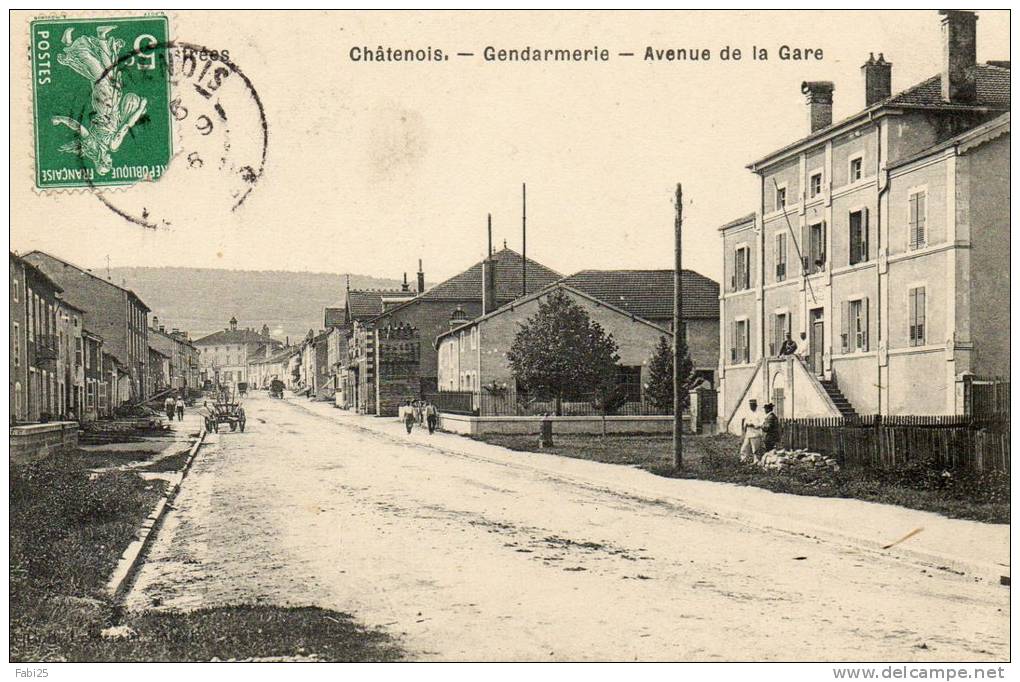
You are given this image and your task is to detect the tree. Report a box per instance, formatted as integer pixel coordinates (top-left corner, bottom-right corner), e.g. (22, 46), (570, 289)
(506, 290), (620, 416)
(644, 333), (694, 413)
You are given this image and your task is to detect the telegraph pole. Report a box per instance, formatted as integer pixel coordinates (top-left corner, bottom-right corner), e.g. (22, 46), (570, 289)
(673, 183), (683, 469)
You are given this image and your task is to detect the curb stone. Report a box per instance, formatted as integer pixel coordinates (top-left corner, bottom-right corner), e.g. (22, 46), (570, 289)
(105, 427), (207, 602)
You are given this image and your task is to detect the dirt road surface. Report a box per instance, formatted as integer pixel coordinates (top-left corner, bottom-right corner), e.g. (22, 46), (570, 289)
(127, 394), (1009, 661)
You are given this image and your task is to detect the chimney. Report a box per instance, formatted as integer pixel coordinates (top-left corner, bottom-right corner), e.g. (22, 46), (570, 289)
(229, 316), (238, 331)
(482, 214), (498, 315)
(401, 272), (410, 293)
(417, 259), (425, 294)
(940, 10), (978, 103)
(153, 315), (159, 329)
(801, 81), (835, 133)
(861, 53), (892, 106)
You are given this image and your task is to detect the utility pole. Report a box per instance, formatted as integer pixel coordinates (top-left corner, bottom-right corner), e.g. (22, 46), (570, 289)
(673, 183), (683, 469)
(522, 182), (527, 297)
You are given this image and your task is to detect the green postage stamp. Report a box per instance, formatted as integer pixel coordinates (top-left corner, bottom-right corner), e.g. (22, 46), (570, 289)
(30, 15), (173, 189)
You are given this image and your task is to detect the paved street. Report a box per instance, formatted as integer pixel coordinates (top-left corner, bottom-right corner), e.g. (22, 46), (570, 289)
(127, 393), (1009, 661)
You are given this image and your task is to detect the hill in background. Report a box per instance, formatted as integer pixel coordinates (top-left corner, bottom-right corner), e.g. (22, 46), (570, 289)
(107, 267), (408, 343)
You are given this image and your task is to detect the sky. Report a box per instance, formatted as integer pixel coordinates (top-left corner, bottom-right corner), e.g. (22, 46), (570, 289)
(9, 10), (1010, 285)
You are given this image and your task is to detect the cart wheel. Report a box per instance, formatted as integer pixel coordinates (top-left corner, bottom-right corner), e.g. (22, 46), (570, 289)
(239, 418), (246, 432)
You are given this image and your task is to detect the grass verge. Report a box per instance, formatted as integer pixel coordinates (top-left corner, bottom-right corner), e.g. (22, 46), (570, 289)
(473, 433), (1009, 524)
(10, 453), (403, 662)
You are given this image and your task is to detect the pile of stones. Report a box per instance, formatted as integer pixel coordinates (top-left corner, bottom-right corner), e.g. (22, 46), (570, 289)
(756, 448), (840, 473)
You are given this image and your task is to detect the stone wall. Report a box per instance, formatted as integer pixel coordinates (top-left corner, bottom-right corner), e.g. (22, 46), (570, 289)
(438, 413), (687, 436)
(9, 422), (78, 464)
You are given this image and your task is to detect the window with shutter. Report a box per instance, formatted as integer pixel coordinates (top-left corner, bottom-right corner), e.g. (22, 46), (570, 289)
(840, 300), (850, 353)
(775, 233), (787, 281)
(909, 287), (926, 346)
(849, 209), (869, 265)
(768, 314), (776, 356)
(909, 191), (927, 249)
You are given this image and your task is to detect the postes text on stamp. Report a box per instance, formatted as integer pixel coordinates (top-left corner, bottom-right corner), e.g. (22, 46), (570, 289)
(31, 15), (172, 189)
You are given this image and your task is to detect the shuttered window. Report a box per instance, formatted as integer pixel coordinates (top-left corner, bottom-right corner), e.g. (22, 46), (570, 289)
(731, 320), (750, 364)
(806, 222), (826, 273)
(909, 287), (926, 346)
(849, 208), (869, 265)
(908, 191), (926, 249)
(732, 246), (750, 291)
(841, 298), (870, 353)
(775, 233), (787, 281)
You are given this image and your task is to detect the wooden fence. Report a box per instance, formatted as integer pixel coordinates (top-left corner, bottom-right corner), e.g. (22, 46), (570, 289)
(780, 414), (1009, 472)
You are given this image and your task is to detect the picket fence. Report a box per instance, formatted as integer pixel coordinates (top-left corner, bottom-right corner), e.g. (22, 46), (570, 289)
(779, 414), (1009, 472)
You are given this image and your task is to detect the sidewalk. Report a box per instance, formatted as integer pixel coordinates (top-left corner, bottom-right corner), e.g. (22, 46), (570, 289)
(293, 397), (1010, 584)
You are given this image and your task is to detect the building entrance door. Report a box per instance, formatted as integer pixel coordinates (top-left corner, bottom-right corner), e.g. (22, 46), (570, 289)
(809, 308), (824, 376)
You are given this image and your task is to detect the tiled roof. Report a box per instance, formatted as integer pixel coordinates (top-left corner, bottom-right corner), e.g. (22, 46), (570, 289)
(885, 65), (1010, 109)
(419, 248), (562, 302)
(750, 64), (1011, 169)
(718, 213), (756, 232)
(193, 328), (282, 347)
(346, 290), (385, 321)
(560, 269), (720, 320)
(324, 306), (345, 327)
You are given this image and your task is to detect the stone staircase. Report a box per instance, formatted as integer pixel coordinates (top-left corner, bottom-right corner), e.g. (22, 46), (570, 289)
(818, 377), (859, 420)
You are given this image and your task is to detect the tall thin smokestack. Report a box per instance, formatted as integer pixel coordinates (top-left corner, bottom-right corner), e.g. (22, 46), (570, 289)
(482, 214), (498, 314)
(417, 258), (425, 293)
(522, 182), (527, 297)
(488, 213), (493, 257)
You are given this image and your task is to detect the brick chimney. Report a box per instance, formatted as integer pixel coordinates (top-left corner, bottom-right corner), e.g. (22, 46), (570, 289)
(229, 316), (237, 331)
(417, 259), (425, 294)
(152, 315), (159, 329)
(481, 255), (499, 315)
(861, 53), (892, 106)
(401, 272), (410, 293)
(940, 10), (978, 103)
(802, 81), (835, 133)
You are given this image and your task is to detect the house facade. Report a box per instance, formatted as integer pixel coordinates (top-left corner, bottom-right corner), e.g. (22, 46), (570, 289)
(194, 318), (281, 390)
(436, 284), (673, 411)
(148, 320), (200, 394)
(557, 269), (720, 386)
(718, 10), (1010, 431)
(10, 254), (28, 422)
(24, 250), (151, 403)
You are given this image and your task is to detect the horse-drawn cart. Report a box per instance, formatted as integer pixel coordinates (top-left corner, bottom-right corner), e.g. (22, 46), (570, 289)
(203, 392), (246, 433)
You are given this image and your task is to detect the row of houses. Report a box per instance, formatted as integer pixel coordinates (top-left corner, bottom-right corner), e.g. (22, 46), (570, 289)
(9, 250), (202, 424)
(718, 10), (1010, 432)
(240, 11), (1006, 432)
(258, 249), (721, 419)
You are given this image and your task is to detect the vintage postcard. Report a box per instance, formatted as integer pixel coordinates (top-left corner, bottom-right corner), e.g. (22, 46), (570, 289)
(7, 9), (1011, 671)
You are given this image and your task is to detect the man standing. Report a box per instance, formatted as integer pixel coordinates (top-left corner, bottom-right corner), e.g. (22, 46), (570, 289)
(175, 396), (185, 421)
(762, 402), (780, 452)
(740, 398), (765, 463)
(425, 402), (438, 434)
(164, 395), (175, 421)
(779, 332), (798, 357)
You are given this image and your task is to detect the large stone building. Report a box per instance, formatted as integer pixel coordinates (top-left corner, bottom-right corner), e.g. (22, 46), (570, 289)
(194, 318), (282, 390)
(24, 250), (151, 403)
(718, 10), (1009, 431)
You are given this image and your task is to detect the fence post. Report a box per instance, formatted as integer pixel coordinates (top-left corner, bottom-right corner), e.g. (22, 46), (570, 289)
(874, 413), (882, 468)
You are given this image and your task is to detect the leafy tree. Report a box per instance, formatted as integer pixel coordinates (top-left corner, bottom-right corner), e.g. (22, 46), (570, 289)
(506, 291), (620, 416)
(644, 332), (695, 413)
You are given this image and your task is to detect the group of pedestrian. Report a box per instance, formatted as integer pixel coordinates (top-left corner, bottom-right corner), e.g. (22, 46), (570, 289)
(401, 399), (439, 435)
(163, 394), (186, 421)
(739, 398), (780, 464)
